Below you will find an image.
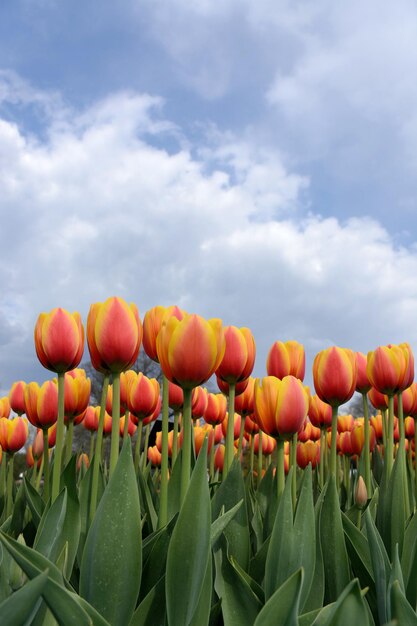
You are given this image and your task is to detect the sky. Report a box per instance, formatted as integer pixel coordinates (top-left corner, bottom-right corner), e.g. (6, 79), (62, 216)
(1, 0), (417, 399)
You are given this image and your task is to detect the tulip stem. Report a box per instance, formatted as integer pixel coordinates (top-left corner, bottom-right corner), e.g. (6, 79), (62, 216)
(6, 455), (14, 518)
(362, 393), (371, 495)
(158, 375), (170, 529)
(51, 371), (66, 502)
(123, 409), (130, 439)
(250, 435), (255, 480)
(224, 383), (236, 478)
(35, 456), (44, 491)
(209, 442), (215, 481)
(134, 426), (141, 473)
(290, 433), (297, 510)
(141, 423), (151, 472)
(330, 405), (339, 478)
(43, 429), (50, 503)
(386, 395), (394, 477)
(172, 411), (179, 465)
(90, 374), (109, 524)
(344, 456), (351, 509)
(276, 438), (285, 500)
(237, 414), (246, 459)
(397, 393), (410, 518)
(89, 433), (95, 462)
(257, 431), (263, 487)
(180, 388), (192, 506)
(65, 420), (74, 466)
(319, 429), (325, 489)
(109, 372), (121, 478)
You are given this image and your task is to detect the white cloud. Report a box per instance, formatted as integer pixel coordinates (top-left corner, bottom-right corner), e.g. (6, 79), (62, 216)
(1, 77), (417, 395)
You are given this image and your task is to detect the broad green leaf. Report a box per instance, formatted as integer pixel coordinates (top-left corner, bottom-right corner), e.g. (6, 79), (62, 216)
(365, 507), (391, 625)
(312, 579), (369, 626)
(138, 469), (158, 534)
(377, 442), (407, 558)
(387, 543), (405, 620)
(140, 521), (174, 601)
(211, 458), (250, 571)
(9, 482), (26, 538)
(248, 536), (270, 587)
(77, 454), (105, 567)
(390, 580), (417, 625)
(80, 438), (142, 626)
(401, 510), (417, 608)
(293, 465), (316, 609)
(166, 438), (211, 626)
(319, 477), (351, 604)
(254, 568), (303, 626)
(167, 450), (182, 522)
(302, 489), (324, 613)
(189, 551), (213, 626)
(211, 500), (243, 547)
(23, 477), (45, 528)
(129, 575), (166, 626)
(0, 570), (47, 625)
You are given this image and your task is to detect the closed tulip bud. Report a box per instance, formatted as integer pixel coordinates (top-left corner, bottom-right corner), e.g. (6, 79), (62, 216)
(156, 313), (225, 389)
(64, 369), (91, 422)
(266, 340), (305, 381)
(254, 375), (309, 439)
(192, 386), (208, 419)
(214, 423), (224, 444)
(234, 377), (255, 416)
(24, 380), (58, 429)
(297, 440), (320, 469)
(367, 343), (413, 395)
(0, 396), (11, 418)
(338, 431), (353, 456)
(9, 381), (26, 415)
(148, 445), (162, 466)
(313, 347), (357, 407)
(26, 445), (41, 468)
(47, 423), (57, 448)
(127, 373), (160, 422)
(35, 308), (84, 373)
(337, 414), (355, 433)
(83, 406), (99, 432)
(355, 476), (368, 508)
(32, 429), (44, 459)
(214, 444), (225, 471)
(216, 375), (249, 397)
(77, 453), (90, 472)
(204, 393), (227, 426)
(216, 326), (256, 384)
(368, 387), (388, 411)
(0, 417), (28, 453)
(355, 352), (372, 394)
(87, 297), (142, 373)
(308, 394), (332, 429)
(143, 305), (186, 362)
(168, 381), (184, 411)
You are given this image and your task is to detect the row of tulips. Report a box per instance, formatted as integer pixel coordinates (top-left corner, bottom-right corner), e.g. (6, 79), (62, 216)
(0, 296), (417, 625)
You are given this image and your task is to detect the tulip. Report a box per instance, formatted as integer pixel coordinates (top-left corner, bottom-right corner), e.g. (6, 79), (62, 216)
(216, 326), (256, 384)
(77, 453), (90, 472)
(214, 444), (225, 473)
(148, 445), (162, 467)
(234, 377), (255, 416)
(368, 387), (388, 411)
(370, 414), (384, 442)
(253, 432), (276, 455)
(337, 414), (355, 433)
(308, 394), (332, 430)
(350, 422), (376, 456)
(63, 369), (91, 463)
(0, 396), (11, 418)
(32, 429), (44, 460)
(355, 351), (374, 493)
(266, 340), (305, 381)
(119, 414), (137, 437)
(355, 476), (368, 509)
(143, 305), (186, 362)
(297, 440), (320, 469)
(244, 413), (259, 435)
(9, 381), (26, 416)
(313, 347), (357, 477)
(168, 381), (184, 411)
(191, 386), (209, 419)
(216, 376), (249, 397)
(35, 308), (84, 374)
(0, 417), (28, 516)
(204, 393), (227, 426)
(127, 373), (160, 423)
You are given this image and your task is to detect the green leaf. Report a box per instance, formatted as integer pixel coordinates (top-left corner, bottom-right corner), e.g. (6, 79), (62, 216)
(166, 438), (211, 626)
(189, 551), (213, 626)
(365, 507), (391, 625)
(401, 510), (417, 609)
(9, 482), (26, 538)
(387, 543), (405, 620)
(293, 465), (316, 610)
(167, 450), (182, 522)
(211, 458), (250, 571)
(0, 570), (47, 626)
(80, 438), (142, 626)
(312, 579), (369, 626)
(77, 454), (105, 568)
(138, 468), (158, 534)
(390, 580), (417, 625)
(23, 477), (45, 529)
(211, 500), (243, 547)
(129, 576), (166, 626)
(377, 442), (407, 558)
(140, 519), (175, 601)
(254, 568), (303, 626)
(248, 536), (270, 587)
(319, 477), (351, 604)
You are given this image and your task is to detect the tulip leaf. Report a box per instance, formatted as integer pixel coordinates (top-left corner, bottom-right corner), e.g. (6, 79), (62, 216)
(293, 465), (316, 610)
(189, 550), (212, 626)
(138, 469), (158, 534)
(211, 499), (243, 547)
(166, 438), (211, 626)
(80, 438), (142, 626)
(211, 458), (250, 571)
(254, 567), (303, 626)
(401, 510), (417, 608)
(390, 580), (417, 625)
(77, 454), (105, 568)
(312, 579), (369, 626)
(249, 537), (270, 587)
(0, 570), (47, 625)
(129, 575), (166, 626)
(365, 507), (391, 625)
(167, 450), (182, 521)
(387, 543), (405, 620)
(140, 518), (176, 601)
(9, 482), (26, 538)
(302, 478), (324, 613)
(214, 537), (262, 626)
(23, 476), (45, 528)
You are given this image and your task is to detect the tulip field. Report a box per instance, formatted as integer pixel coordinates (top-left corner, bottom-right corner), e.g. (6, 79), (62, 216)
(1, 298), (417, 625)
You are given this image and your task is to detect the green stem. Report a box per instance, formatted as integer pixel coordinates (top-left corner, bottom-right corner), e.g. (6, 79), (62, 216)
(6, 454), (14, 518)
(141, 423), (150, 472)
(290, 433), (297, 510)
(180, 388), (192, 506)
(344, 456), (351, 509)
(172, 410), (180, 465)
(51, 372), (65, 502)
(397, 393), (410, 518)
(65, 420), (74, 466)
(276, 438), (285, 500)
(109, 372), (121, 478)
(209, 442), (215, 481)
(362, 393), (371, 495)
(319, 429), (325, 489)
(237, 414), (246, 459)
(89, 432), (95, 462)
(330, 405), (339, 478)
(134, 423), (142, 473)
(123, 408), (130, 439)
(224, 383), (236, 478)
(43, 429), (50, 503)
(35, 455), (44, 491)
(158, 375), (170, 529)
(382, 408), (388, 452)
(386, 395), (394, 477)
(90, 374), (109, 524)
(250, 435), (255, 480)
(257, 431), (263, 487)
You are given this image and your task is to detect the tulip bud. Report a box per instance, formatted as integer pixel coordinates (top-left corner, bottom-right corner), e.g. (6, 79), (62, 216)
(216, 326), (256, 384)
(34, 308), (84, 373)
(355, 476), (368, 508)
(313, 347), (357, 407)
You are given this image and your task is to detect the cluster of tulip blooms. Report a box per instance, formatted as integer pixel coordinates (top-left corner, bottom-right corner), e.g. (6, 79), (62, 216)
(0, 296), (416, 625)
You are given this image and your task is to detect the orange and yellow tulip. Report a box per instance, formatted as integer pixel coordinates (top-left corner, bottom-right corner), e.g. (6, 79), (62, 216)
(297, 440), (320, 469)
(355, 352), (372, 394)
(266, 340), (305, 381)
(308, 394), (332, 429)
(24, 381), (58, 429)
(216, 326), (256, 384)
(313, 346), (357, 407)
(35, 308), (84, 373)
(254, 375), (309, 439)
(9, 381), (26, 415)
(0, 416), (28, 453)
(143, 305), (186, 362)
(204, 393), (227, 426)
(191, 386), (209, 419)
(0, 396), (11, 418)
(127, 372), (160, 423)
(367, 343), (414, 395)
(234, 377), (255, 416)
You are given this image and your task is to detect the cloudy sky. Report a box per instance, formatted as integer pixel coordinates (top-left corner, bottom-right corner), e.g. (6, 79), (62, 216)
(1, 0), (417, 396)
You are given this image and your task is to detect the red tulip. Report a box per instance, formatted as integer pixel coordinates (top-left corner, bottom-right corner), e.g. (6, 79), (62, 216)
(9, 381), (26, 415)
(244, 413), (259, 435)
(83, 406), (100, 432)
(367, 343), (414, 395)
(119, 414), (137, 437)
(297, 440), (320, 469)
(143, 305), (185, 362)
(308, 394), (332, 429)
(127, 372), (160, 423)
(87, 297), (142, 373)
(337, 414), (355, 433)
(214, 444), (225, 471)
(370, 413), (384, 442)
(24, 381), (58, 429)
(355, 352), (372, 394)
(368, 387), (388, 411)
(0, 417), (28, 453)
(266, 340), (305, 381)
(0, 397), (10, 418)
(216, 326), (256, 384)
(34, 308), (84, 373)
(221, 412), (242, 441)
(63, 369), (91, 424)
(77, 453), (90, 471)
(148, 445), (162, 466)
(191, 386), (208, 419)
(204, 393), (227, 426)
(254, 375), (309, 439)
(313, 347), (357, 407)
(168, 381), (184, 411)
(350, 422), (376, 455)
(253, 432), (276, 455)
(216, 375), (249, 397)
(234, 377), (255, 416)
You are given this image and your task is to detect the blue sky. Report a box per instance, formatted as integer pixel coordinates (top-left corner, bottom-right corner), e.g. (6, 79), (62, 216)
(1, 0), (417, 394)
